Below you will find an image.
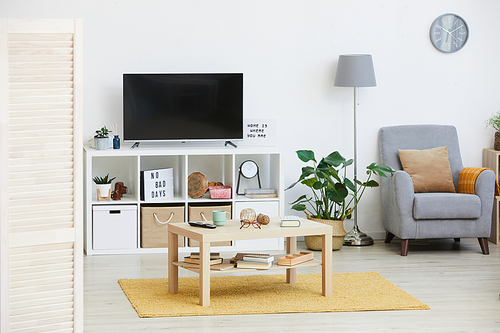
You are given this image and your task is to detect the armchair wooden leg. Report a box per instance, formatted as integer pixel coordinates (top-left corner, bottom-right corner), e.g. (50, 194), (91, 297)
(401, 239), (409, 256)
(385, 231), (395, 243)
(478, 238), (490, 255)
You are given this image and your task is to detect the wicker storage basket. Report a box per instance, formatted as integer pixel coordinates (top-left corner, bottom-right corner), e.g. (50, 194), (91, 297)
(188, 204), (232, 247)
(495, 132), (500, 151)
(304, 213), (347, 251)
(141, 206), (185, 248)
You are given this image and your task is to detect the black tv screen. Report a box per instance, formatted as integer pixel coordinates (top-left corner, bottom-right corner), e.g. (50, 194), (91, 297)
(123, 73), (243, 142)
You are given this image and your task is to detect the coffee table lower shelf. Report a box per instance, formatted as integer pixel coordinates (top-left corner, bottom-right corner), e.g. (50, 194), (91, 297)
(172, 259), (322, 274)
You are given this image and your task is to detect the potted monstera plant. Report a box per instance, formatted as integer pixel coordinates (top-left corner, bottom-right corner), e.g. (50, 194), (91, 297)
(485, 111), (500, 151)
(286, 150), (394, 250)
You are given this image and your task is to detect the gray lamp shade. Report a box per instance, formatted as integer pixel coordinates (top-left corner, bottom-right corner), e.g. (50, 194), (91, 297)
(334, 54), (376, 87)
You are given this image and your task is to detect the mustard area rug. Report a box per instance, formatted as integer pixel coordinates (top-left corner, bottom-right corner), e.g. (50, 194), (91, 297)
(118, 272), (429, 317)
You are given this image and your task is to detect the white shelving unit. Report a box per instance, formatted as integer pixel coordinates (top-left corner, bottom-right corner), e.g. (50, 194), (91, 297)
(84, 143), (285, 255)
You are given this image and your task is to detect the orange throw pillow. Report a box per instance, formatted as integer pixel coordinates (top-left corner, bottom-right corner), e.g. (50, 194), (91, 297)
(398, 146), (456, 193)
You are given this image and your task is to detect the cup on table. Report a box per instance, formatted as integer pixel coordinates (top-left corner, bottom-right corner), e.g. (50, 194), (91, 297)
(212, 210), (231, 226)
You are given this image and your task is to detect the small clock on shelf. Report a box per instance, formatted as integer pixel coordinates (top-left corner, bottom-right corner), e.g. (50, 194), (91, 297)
(236, 160), (261, 195)
(430, 13), (469, 53)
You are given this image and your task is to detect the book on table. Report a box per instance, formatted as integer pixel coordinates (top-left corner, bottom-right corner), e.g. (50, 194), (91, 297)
(183, 257), (223, 265)
(176, 260), (234, 271)
(245, 193), (278, 199)
(237, 254), (274, 269)
(241, 254), (274, 263)
(210, 263), (234, 271)
(188, 252), (220, 259)
(244, 188), (275, 195)
(280, 216), (301, 227)
(230, 252), (271, 263)
(236, 261), (273, 269)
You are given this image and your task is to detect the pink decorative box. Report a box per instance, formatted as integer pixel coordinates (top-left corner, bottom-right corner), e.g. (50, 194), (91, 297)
(208, 186), (232, 199)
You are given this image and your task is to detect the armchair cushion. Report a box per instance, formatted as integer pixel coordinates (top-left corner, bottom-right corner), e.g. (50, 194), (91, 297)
(413, 193), (481, 220)
(398, 146), (456, 193)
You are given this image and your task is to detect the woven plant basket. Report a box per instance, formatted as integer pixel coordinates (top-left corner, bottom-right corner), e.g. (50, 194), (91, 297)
(495, 132), (500, 151)
(304, 213), (347, 251)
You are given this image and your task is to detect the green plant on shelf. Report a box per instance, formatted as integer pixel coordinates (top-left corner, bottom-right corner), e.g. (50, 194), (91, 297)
(94, 126), (112, 138)
(92, 174), (116, 184)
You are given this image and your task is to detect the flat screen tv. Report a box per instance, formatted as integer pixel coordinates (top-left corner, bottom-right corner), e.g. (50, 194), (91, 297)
(123, 73), (243, 143)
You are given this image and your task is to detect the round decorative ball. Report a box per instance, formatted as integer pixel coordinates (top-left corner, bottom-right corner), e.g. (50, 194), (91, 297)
(240, 208), (256, 222)
(257, 213), (270, 225)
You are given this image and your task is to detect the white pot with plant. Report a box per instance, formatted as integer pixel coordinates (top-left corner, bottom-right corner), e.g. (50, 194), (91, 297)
(93, 174), (116, 200)
(485, 111), (500, 151)
(94, 126), (111, 150)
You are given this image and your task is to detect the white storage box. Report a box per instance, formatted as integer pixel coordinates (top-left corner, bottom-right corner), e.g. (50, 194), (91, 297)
(141, 168), (174, 201)
(92, 205), (137, 250)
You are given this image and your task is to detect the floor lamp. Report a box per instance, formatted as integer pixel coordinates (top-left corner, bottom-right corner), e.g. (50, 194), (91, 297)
(334, 54), (377, 246)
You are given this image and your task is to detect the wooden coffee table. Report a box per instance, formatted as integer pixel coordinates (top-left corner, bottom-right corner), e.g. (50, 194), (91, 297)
(168, 217), (332, 306)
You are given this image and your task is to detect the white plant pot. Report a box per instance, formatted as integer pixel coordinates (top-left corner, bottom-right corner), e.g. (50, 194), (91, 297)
(96, 184), (112, 199)
(94, 137), (109, 150)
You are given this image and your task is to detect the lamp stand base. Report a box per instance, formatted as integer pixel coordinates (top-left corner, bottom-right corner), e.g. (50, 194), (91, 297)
(343, 224), (374, 246)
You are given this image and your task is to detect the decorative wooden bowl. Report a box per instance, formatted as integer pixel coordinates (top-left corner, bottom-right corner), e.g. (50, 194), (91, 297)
(188, 172), (208, 198)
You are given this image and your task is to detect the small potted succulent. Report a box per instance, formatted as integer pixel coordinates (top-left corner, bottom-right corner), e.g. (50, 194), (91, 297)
(485, 111), (500, 150)
(94, 126), (112, 150)
(93, 173), (116, 200)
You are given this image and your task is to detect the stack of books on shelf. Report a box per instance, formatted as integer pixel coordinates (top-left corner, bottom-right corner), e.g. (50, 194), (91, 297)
(235, 253), (274, 269)
(244, 188), (277, 199)
(181, 252), (233, 271)
(184, 252), (223, 265)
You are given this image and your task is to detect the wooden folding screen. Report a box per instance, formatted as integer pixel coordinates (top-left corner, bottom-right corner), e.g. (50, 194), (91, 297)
(0, 19), (83, 332)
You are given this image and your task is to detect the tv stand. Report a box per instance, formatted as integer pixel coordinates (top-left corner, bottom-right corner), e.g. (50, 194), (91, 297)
(83, 145), (284, 255)
(224, 141), (237, 148)
(131, 142), (140, 149)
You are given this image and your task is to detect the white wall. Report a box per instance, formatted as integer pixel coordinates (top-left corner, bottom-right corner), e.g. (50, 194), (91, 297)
(3, 0), (500, 238)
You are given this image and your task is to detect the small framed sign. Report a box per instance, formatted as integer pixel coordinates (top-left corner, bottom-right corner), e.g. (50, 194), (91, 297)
(241, 118), (276, 146)
(140, 168), (174, 201)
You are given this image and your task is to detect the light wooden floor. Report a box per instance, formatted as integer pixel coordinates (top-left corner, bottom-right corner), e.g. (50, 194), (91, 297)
(84, 238), (500, 332)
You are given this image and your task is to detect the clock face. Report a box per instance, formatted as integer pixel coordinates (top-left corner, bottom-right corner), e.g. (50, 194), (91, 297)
(240, 160), (258, 179)
(430, 14), (469, 53)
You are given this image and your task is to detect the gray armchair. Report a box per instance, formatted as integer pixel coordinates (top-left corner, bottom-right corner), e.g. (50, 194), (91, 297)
(379, 125), (493, 256)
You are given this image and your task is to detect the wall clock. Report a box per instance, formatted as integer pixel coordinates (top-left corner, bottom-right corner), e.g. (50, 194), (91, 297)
(236, 160), (261, 195)
(430, 13), (469, 53)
